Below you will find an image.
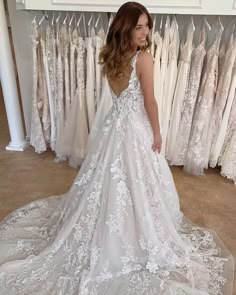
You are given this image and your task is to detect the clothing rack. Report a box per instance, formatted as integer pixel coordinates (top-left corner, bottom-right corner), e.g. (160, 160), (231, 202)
(2, 1), (236, 183)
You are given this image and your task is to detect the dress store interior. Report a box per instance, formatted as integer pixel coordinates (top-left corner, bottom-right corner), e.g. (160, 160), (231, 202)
(0, 0), (236, 294)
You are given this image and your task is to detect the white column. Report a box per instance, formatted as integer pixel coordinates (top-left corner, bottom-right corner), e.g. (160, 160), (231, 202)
(0, 0), (29, 151)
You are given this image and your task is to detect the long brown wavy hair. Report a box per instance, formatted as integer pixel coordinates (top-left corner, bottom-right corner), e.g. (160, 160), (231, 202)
(99, 2), (153, 80)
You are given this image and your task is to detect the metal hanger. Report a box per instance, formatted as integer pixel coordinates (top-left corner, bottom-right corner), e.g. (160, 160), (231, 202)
(63, 12), (69, 25)
(105, 13), (114, 39)
(160, 15), (163, 31)
(82, 13), (87, 37)
(153, 14), (156, 31)
(211, 16), (224, 32)
(32, 11), (38, 24)
(77, 12), (87, 37)
(76, 13), (82, 35)
(56, 12), (61, 24)
(51, 11), (55, 26)
(173, 14), (178, 30)
(95, 13), (101, 28)
(69, 12), (75, 27)
(203, 16), (211, 31)
(88, 12), (94, 27)
(219, 16), (224, 32)
(191, 15), (195, 31)
(39, 11), (48, 26)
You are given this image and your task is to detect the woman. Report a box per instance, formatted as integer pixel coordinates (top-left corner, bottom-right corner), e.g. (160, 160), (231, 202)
(0, 2), (233, 294)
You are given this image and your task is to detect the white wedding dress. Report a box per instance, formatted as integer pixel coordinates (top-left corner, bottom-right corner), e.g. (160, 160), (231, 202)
(0, 52), (234, 295)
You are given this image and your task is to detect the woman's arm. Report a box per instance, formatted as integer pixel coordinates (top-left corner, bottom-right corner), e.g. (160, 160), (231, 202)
(137, 51), (162, 153)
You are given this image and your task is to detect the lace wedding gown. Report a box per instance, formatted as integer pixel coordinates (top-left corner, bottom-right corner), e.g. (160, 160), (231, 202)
(166, 21), (194, 162)
(184, 31), (221, 175)
(0, 52), (234, 295)
(161, 17), (179, 155)
(170, 21), (208, 165)
(30, 19), (47, 153)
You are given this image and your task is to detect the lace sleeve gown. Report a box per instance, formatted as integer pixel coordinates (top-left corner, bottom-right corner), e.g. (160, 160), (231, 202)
(0, 51), (234, 295)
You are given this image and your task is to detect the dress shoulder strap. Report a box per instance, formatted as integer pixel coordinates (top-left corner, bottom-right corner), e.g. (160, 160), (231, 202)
(131, 50), (140, 68)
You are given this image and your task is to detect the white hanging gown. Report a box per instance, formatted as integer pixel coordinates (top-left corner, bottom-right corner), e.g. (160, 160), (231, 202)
(0, 52), (233, 295)
(85, 27), (96, 132)
(150, 17), (156, 57)
(220, 102), (236, 184)
(30, 19), (47, 153)
(209, 40), (236, 168)
(170, 22), (207, 165)
(39, 28), (51, 144)
(55, 33), (89, 169)
(153, 31), (163, 123)
(166, 22), (194, 162)
(159, 16), (170, 128)
(61, 23), (71, 123)
(184, 32), (221, 175)
(94, 27), (106, 109)
(161, 18), (179, 155)
(43, 24), (57, 151)
(218, 88), (236, 166)
(70, 26), (77, 105)
(55, 21), (66, 162)
(208, 35), (236, 163)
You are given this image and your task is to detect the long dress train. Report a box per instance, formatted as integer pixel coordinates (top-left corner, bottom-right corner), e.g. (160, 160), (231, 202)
(0, 51), (234, 295)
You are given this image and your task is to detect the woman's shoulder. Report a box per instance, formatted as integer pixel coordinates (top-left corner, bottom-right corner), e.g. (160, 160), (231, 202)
(136, 51), (154, 79)
(137, 51), (153, 64)
(136, 51), (154, 73)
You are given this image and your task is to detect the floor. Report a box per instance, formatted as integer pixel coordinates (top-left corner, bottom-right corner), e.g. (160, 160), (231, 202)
(0, 85), (236, 293)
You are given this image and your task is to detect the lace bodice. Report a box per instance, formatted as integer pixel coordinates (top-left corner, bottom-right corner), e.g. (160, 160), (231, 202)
(109, 52), (146, 119)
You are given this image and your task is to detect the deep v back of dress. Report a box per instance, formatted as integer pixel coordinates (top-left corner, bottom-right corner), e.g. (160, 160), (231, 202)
(107, 51), (139, 99)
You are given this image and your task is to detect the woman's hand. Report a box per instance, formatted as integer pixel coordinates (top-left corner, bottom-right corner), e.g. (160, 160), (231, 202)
(152, 133), (162, 153)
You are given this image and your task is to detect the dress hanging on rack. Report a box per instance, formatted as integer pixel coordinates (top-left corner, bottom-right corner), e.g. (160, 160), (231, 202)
(94, 27), (106, 108)
(218, 42), (226, 76)
(208, 34), (236, 158)
(39, 27), (51, 145)
(42, 23), (57, 151)
(153, 30), (162, 118)
(171, 20), (208, 165)
(55, 28), (89, 168)
(150, 15), (156, 57)
(55, 19), (66, 162)
(30, 19), (47, 154)
(62, 22), (71, 123)
(161, 16), (179, 155)
(184, 25), (222, 175)
(218, 89), (236, 166)
(166, 19), (194, 162)
(69, 24), (77, 105)
(210, 60), (236, 167)
(159, 16), (170, 130)
(85, 23), (96, 132)
(220, 112), (236, 184)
